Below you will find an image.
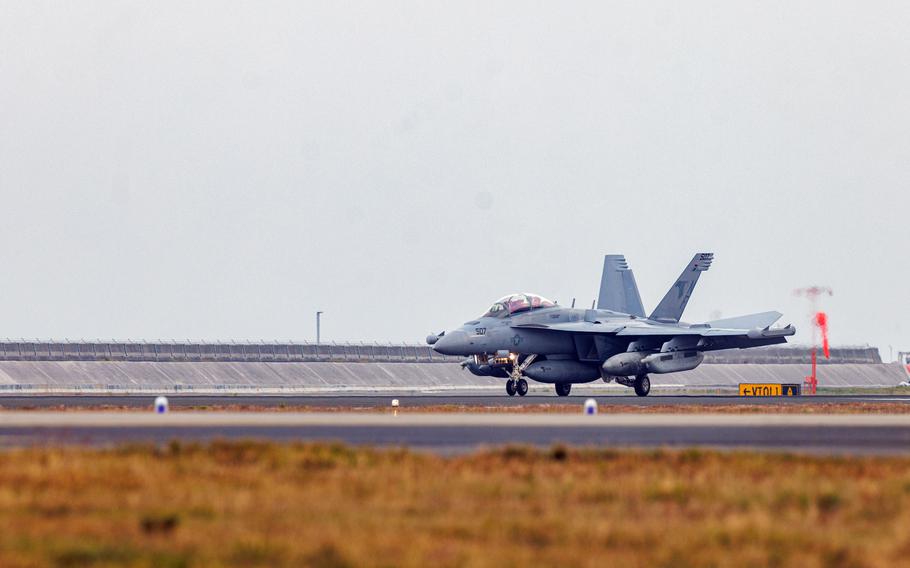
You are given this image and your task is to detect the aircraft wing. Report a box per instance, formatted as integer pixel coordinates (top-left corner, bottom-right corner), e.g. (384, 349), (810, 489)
(511, 322), (626, 333)
(617, 323), (795, 339)
(512, 320), (796, 344)
(519, 321), (701, 335)
(706, 311), (782, 329)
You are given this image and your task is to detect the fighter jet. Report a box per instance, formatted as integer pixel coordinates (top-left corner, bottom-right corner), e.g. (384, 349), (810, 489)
(427, 253), (795, 397)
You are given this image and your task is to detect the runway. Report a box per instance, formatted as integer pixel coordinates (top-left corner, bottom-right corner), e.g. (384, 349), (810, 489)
(2, 393), (910, 409)
(3, 412), (910, 455)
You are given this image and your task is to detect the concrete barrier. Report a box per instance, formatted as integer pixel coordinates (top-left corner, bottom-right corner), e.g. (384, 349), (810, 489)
(0, 341), (880, 364)
(0, 360), (903, 394)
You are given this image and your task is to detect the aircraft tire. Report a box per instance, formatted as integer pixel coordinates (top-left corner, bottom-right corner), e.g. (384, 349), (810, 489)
(555, 383), (571, 397)
(634, 375), (651, 397)
(506, 381), (517, 396)
(517, 379), (528, 396)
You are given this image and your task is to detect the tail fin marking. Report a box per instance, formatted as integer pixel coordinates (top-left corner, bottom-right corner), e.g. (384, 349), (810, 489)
(649, 252), (714, 322)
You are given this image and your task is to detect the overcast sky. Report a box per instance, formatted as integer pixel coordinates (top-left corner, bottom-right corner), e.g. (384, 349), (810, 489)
(1, 2), (907, 359)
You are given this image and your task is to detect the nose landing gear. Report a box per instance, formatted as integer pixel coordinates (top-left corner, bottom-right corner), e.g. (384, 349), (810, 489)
(516, 378), (528, 396)
(506, 378), (528, 396)
(505, 354), (536, 397)
(555, 383), (572, 397)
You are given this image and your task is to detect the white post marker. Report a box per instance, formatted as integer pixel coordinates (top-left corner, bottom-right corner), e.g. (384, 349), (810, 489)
(391, 399), (399, 416)
(154, 396), (169, 414)
(584, 398), (598, 415)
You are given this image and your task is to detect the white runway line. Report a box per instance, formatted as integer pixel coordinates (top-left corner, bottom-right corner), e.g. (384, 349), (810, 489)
(3, 412), (910, 428)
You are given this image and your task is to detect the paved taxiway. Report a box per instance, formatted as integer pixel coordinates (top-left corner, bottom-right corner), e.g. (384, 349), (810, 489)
(3, 412), (910, 454)
(2, 393), (909, 409)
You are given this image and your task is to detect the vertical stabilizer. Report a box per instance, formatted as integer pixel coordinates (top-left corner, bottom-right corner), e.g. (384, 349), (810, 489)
(649, 253), (714, 322)
(596, 255), (646, 317)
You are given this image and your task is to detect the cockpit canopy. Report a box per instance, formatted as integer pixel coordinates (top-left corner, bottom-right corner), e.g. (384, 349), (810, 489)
(481, 293), (556, 318)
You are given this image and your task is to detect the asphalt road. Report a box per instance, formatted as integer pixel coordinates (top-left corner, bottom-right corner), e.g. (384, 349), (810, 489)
(2, 393), (910, 409)
(3, 412), (910, 455)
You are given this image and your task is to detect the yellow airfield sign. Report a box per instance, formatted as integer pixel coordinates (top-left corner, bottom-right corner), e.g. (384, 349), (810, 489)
(739, 383), (801, 397)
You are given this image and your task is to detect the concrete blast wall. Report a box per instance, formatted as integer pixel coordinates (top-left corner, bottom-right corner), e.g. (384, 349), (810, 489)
(0, 360), (905, 393)
(0, 341), (882, 365)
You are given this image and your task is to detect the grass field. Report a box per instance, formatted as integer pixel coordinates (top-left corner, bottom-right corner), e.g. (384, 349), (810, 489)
(1, 443), (909, 567)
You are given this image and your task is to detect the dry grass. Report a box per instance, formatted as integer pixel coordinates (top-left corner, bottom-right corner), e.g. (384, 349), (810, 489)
(7, 401), (910, 414)
(1, 443), (910, 567)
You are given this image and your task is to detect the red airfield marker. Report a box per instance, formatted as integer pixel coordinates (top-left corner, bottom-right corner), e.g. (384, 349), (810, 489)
(804, 312), (830, 394)
(794, 286), (833, 395)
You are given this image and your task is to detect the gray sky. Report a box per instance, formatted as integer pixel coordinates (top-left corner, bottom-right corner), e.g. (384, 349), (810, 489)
(1, 2), (908, 359)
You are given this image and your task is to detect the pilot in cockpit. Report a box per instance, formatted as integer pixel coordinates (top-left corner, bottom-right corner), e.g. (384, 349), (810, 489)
(481, 294), (555, 318)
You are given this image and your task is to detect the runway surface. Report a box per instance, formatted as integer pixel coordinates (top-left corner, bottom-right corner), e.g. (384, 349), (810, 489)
(3, 412), (910, 455)
(2, 393), (910, 409)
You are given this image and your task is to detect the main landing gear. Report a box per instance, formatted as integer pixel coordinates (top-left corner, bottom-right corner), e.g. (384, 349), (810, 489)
(634, 375), (650, 397)
(506, 378), (528, 397)
(555, 382), (572, 397)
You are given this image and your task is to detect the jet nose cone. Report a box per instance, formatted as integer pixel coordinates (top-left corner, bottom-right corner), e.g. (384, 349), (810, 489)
(432, 330), (469, 356)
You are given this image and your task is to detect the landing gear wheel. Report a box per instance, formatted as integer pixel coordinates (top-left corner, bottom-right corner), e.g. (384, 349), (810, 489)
(555, 383), (572, 397)
(634, 375), (651, 397)
(516, 379), (528, 397)
(506, 380), (517, 396)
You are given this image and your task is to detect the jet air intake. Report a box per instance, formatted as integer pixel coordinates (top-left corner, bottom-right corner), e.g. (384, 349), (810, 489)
(602, 351), (704, 376)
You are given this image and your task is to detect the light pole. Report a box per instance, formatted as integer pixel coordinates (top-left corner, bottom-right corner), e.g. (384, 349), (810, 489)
(316, 311), (323, 345)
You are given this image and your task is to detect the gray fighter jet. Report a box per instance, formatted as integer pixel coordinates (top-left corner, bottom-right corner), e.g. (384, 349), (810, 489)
(427, 253), (795, 397)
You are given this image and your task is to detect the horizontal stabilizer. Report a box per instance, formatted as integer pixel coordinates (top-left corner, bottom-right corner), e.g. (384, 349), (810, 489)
(707, 311), (782, 330)
(596, 255), (646, 317)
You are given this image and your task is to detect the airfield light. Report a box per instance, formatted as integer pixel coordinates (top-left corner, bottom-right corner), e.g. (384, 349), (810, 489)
(154, 396), (169, 414)
(391, 399), (400, 408)
(584, 399), (598, 415)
